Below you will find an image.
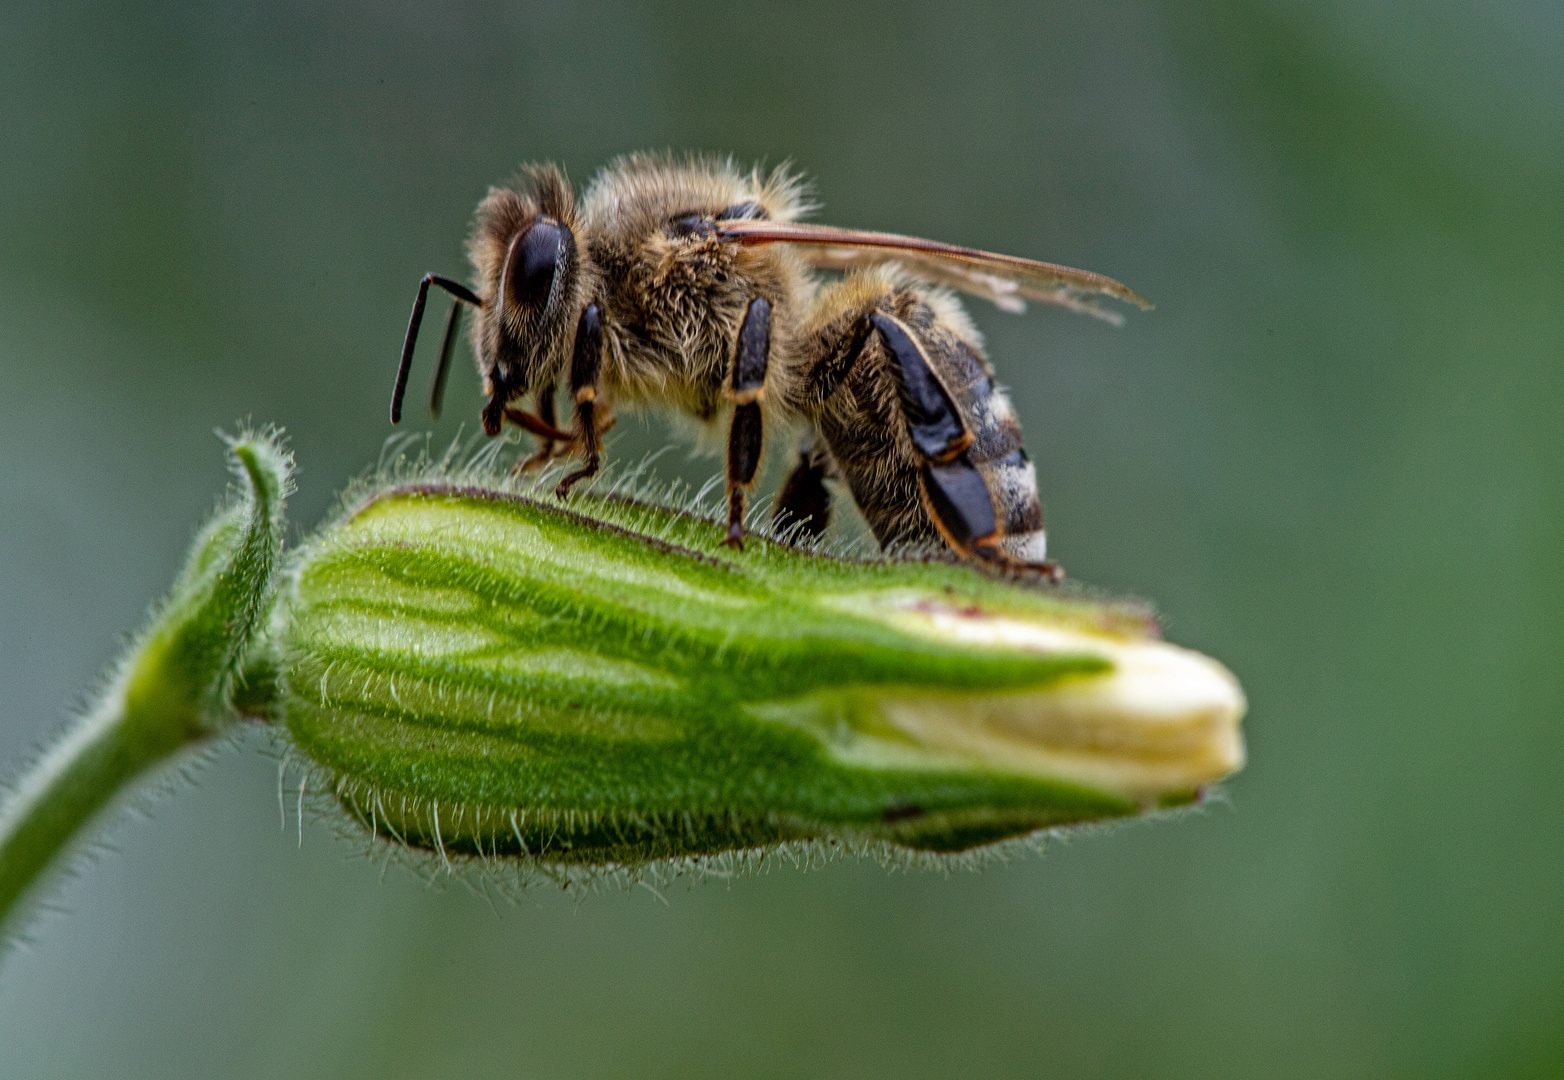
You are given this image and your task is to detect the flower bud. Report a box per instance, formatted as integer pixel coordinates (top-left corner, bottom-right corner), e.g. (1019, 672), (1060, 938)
(276, 479), (1245, 865)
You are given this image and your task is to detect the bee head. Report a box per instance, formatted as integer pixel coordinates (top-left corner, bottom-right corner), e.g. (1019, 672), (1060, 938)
(468, 165), (587, 409)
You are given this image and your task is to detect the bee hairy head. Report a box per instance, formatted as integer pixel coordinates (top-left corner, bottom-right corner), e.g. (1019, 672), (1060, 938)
(467, 167), (589, 400)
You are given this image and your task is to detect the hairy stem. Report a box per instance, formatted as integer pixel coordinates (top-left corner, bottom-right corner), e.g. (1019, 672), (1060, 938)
(0, 432), (291, 934)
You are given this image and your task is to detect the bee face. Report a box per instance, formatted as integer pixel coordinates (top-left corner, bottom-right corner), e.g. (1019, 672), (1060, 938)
(467, 166), (589, 406)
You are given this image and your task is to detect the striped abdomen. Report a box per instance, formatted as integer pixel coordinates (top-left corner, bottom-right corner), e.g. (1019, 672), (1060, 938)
(809, 289), (1047, 564)
(933, 334), (1048, 563)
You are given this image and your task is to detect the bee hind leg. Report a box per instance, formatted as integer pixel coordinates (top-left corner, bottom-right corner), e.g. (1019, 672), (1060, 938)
(981, 532), (1064, 582)
(975, 545), (1066, 583)
(723, 297), (772, 549)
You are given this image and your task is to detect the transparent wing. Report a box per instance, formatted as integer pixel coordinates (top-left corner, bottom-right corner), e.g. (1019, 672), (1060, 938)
(716, 219), (1151, 325)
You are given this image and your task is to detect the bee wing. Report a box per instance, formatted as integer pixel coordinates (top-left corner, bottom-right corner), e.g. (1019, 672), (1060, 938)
(716, 220), (1151, 325)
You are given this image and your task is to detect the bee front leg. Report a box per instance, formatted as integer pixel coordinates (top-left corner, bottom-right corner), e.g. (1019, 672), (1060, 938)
(556, 303), (604, 499)
(724, 297), (771, 549)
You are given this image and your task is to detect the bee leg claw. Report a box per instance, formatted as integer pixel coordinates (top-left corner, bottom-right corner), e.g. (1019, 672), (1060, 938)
(554, 462), (598, 499)
(723, 488), (747, 549)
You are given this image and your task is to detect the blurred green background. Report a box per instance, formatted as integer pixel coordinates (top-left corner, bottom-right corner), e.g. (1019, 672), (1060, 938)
(2, 1), (1560, 1076)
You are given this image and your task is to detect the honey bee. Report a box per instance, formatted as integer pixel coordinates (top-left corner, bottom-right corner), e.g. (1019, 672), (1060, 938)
(390, 153), (1148, 575)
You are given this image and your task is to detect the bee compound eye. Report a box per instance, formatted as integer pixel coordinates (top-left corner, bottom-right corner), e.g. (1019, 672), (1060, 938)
(505, 219), (565, 312)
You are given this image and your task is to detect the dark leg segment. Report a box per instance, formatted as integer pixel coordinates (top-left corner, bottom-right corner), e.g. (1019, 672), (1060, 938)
(724, 297), (771, 547)
(807, 314), (873, 406)
(868, 312), (972, 461)
(732, 297), (771, 398)
(725, 402), (763, 544)
(919, 459), (999, 556)
(391, 273), (481, 424)
(427, 299), (465, 418)
(556, 303), (604, 498)
(774, 444), (832, 542)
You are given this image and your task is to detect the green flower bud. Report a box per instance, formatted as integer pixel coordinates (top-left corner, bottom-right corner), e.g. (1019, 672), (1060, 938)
(276, 476), (1245, 867)
(0, 430), (292, 933)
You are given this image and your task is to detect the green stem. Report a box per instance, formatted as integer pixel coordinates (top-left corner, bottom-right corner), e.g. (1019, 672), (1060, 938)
(0, 431), (291, 935)
(0, 669), (206, 927)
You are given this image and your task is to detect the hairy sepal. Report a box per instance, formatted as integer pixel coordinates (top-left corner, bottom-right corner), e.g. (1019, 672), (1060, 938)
(0, 429), (293, 934)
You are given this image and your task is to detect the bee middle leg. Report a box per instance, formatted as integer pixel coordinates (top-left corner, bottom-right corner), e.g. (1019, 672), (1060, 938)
(723, 297), (772, 548)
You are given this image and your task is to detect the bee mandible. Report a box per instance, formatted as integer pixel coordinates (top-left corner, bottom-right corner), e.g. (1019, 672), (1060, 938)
(390, 154), (1149, 576)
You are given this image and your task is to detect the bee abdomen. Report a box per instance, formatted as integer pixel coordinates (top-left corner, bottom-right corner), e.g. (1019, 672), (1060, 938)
(957, 376), (1046, 561)
(941, 342), (1025, 465)
(978, 439), (1047, 561)
(982, 448), (1044, 530)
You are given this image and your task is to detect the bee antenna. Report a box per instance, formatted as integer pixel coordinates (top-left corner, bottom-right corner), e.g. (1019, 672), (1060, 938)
(391, 274), (481, 424)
